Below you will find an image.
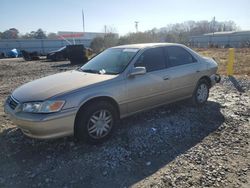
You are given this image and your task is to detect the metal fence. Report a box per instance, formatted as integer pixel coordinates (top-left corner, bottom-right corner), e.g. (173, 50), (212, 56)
(189, 32), (250, 48)
(0, 39), (92, 55)
(189, 40), (250, 48)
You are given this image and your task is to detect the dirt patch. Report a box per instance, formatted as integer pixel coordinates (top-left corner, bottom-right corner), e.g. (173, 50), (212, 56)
(0, 58), (249, 187)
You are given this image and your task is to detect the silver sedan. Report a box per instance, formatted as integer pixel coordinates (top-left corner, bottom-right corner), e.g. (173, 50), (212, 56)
(4, 43), (220, 143)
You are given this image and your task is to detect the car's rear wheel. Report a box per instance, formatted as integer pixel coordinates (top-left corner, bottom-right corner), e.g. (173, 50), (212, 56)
(75, 101), (118, 143)
(192, 79), (209, 106)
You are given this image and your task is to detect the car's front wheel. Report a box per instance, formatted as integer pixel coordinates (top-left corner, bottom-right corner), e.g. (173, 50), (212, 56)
(75, 101), (118, 143)
(192, 79), (210, 106)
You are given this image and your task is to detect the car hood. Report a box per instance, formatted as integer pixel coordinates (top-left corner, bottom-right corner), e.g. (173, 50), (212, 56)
(12, 70), (117, 102)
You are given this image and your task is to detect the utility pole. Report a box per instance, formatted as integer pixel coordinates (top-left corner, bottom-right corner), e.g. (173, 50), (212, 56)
(104, 25), (107, 34)
(82, 9), (85, 33)
(135, 21), (139, 32)
(212, 16), (216, 36)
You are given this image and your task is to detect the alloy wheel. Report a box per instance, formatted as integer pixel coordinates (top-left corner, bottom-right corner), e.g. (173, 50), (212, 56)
(196, 83), (208, 103)
(87, 109), (113, 139)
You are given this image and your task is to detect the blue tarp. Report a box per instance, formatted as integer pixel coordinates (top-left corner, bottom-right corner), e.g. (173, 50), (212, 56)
(7, 48), (19, 58)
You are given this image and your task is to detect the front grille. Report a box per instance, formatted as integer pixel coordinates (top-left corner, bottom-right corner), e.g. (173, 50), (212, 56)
(7, 96), (19, 110)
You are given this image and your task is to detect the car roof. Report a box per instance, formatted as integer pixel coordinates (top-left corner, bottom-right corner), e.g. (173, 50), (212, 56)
(112, 43), (184, 49)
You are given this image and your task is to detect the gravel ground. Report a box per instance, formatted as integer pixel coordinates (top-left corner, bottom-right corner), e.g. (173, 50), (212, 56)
(0, 58), (249, 188)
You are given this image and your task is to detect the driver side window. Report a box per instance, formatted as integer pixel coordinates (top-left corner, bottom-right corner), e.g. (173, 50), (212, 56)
(134, 47), (166, 72)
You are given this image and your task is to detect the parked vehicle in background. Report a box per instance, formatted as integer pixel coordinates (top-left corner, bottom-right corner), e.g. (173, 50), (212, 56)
(21, 50), (40, 61)
(46, 45), (89, 64)
(4, 43), (220, 143)
(46, 46), (68, 61)
(0, 52), (5, 59)
(67, 45), (88, 65)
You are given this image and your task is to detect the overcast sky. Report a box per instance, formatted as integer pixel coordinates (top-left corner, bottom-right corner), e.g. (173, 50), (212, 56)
(1, 0), (250, 35)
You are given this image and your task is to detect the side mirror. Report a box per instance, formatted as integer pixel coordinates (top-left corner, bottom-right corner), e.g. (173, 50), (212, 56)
(128, 67), (146, 77)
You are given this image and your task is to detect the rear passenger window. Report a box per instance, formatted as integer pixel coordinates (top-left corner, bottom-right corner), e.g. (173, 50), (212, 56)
(135, 47), (166, 72)
(165, 46), (196, 67)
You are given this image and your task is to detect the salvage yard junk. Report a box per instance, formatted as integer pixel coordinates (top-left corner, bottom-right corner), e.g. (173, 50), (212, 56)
(46, 45), (90, 64)
(21, 50), (40, 61)
(67, 45), (88, 65)
(18, 44), (90, 64)
(0, 32), (107, 55)
(46, 46), (68, 61)
(7, 49), (19, 58)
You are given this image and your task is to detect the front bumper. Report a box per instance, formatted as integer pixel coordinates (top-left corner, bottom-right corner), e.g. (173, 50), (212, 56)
(4, 102), (76, 139)
(210, 74), (221, 86)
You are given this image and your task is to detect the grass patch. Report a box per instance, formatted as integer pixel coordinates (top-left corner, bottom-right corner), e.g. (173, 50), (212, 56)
(194, 48), (250, 76)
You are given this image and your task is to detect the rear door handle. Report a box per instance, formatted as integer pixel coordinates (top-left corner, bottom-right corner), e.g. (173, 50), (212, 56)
(163, 75), (170, 80)
(196, 70), (200, 73)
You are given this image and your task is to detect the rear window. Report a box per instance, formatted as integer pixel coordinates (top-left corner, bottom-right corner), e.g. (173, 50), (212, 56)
(165, 46), (196, 67)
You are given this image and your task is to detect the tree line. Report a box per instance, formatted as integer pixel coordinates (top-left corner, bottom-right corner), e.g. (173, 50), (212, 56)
(0, 28), (57, 39)
(0, 19), (239, 52)
(90, 20), (239, 52)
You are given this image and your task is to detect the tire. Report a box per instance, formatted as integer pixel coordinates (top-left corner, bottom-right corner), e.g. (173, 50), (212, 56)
(74, 101), (118, 144)
(192, 79), (210, 106)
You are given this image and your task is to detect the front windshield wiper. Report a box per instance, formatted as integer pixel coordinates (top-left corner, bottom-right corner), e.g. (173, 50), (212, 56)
(78, 68), (118, 75)
(80, 69), (100, 74)
(104, 71), (118, 75)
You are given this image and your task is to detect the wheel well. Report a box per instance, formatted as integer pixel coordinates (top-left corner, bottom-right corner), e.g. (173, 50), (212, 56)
(74, 96), (120, 128)
(199, 76), (211, 88)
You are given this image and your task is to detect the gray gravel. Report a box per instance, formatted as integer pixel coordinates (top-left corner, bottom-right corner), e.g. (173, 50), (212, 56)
(0, 58), (249, 188)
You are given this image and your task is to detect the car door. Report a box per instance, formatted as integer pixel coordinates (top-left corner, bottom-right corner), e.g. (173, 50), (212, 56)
(162, 46), (202, 100)
(125, 47), (170, 114)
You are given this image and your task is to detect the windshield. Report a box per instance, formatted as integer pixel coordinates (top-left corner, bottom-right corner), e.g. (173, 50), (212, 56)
(80, 48), (139, 75)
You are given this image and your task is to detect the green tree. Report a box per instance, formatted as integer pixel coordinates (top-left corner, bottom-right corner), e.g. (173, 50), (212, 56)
(117, 36), (130, 45)
(117, 32), (157, 45)
(1, 28), (19, 39)
(103, 33), (119, 48)
(22, 31), (35, 39)
(90, 37), (105, 53)
(34, 29), (47, 39)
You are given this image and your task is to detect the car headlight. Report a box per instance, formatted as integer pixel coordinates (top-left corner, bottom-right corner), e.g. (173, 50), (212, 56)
(22, 100), (65, 113)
